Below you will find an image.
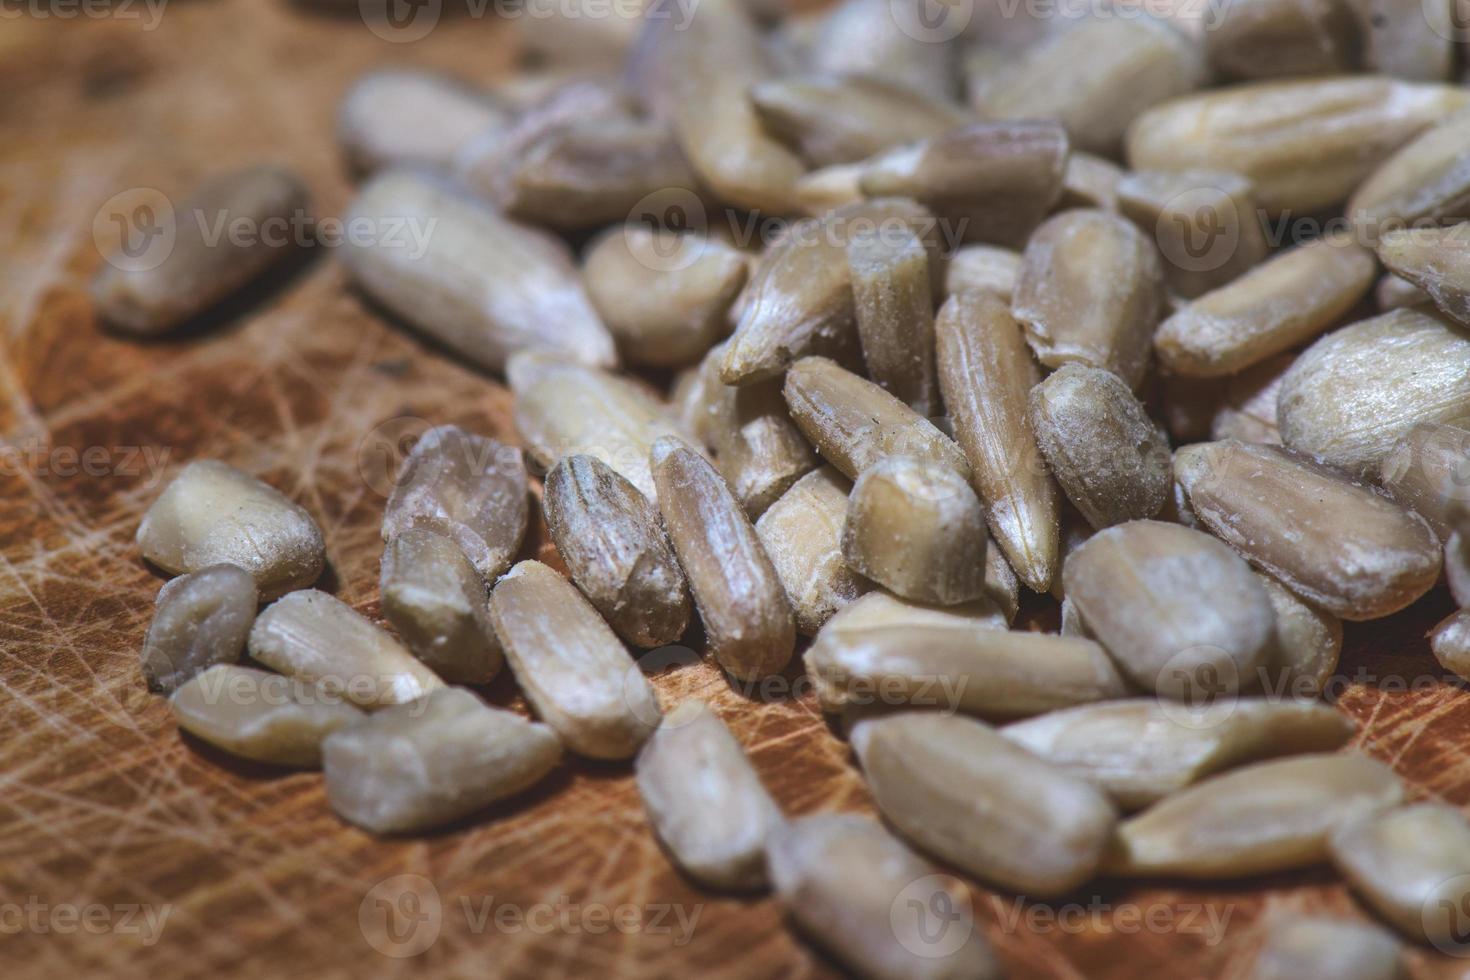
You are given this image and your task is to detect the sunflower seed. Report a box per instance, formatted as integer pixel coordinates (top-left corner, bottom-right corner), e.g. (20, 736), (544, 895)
(1059, 152), (1124, 212)
(1248, 915), (1405, 980)
(852, 712), (1119, 896)
(1175, 440), (1441, 619)
(1107, 753), (1403, 878)
(1430, 609), (1470, 680)
(1278, 307), (1470, 474)
(542, 455), (691, 648)
(766, 815), (1002, 980)
(983, 546), (1020, 624)
(382, 424), (528, 582)
(517, 0), (646, 70)
(1348, 110), (1470, 240)
(1446, 520), (1470, 606)
(943, 245), (1020, 301)
(336, 69), (505, 176)
(322, 687), (562, 834)
(1116, 169), (1269, 299)
(141, 564), (258, 694)
(1377, 224), (1470, 325)
(755, 466), (869, 636)
(1154, 233), (1376, 378)
(809, 0), (960, 103)
(1257, 574), (1343, 699)
(651, 437), (796, 681)
(847, 227), (938, 415)
(1003, 698), (1354, 811)
(1377, 419), (1470, 540)
(248, 590), (443, 709)
(137, 460), (325, 600)
(791, 162), (867, 216)
(1208, 353), (1293, 445)
(170, 664), (364, 768)
(1353, 0), (1455, 80)
(1203, 0), (1358, 80)
(635, 700), (784, 890)
(380, 528), (502, 686)
(1375, 273), (1432, 310)
(487, 560), (660, 759)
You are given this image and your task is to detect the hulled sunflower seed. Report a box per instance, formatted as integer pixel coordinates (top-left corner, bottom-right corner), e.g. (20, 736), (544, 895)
(1430, 609), (1470, 680)
(92, 166), (310, 336)
(1348, 110), (1470, 240)
(1278, 307), (1470, 474)
(806, 591), (1127, 721)
(1378, 419), (1470, 540)
(936, 290), (1059, 592)
(1331, 802), (1470, 945)
(783, 355), (970, 481)
(852, 712), (1119, 896)
(583, 226), (749, 370)
(749, 73), (971, 168)
(1029, 364), (1171, 530)
(1377, 224), (1470, 325)
(791, 162), (866, 215)
(766, 815), (1003, 980)
(1013, 208), (1164, 390)
(336, 69), (506, 176)
(983, 546), (1020, 624)
(755, 466), (869, 636)
(248, 589), (443, 709)
(1175, 440), (1442, 619)
(1203, 0), (1358, 81)
(1208, 353), (1294, 445)
(340, 170), (616, 373)
(842, 455), (989, 606)
(1058, 152), (1124, 212)
(651, 437), (796, 681)
(170, 664), (363, 768)
(141, 564), (258, 694)
(1154, 233), (1376, 378)
(635, 700), (784, 890)
(381, 424), (528, 582)
(1375, 272), (1432, 310)
(847, 227), (938, 415)
(1126, 77), (1470, 214)
(322, 687), (562, 834)
(1248, 915), (1405, 980)
(137, 460), (325, 600)
(1109, 753), (1403, 878)
(1003, 698), (1354, 811)
(1065, 520), (1274, 698)
(1352, 0), (1454, 81)
(542, 455), (692, 648)
(1258, 574), (1344, 699)
(487, 560), (660, 760)
(1447, 517), (1470, 606)
(943, 244), (1020, 301)
(808, 0), (960, 103)
(380, 528), (502, 685)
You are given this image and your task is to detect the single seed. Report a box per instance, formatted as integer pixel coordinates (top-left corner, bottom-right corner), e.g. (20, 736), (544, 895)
(1203, 0), (1358, 81)
(791, 162), (866, 216)
(1353, 0), (1454, 81)
(983, 546), (1020, 624)
(170, 664), (363, 768)
(943, 244), (1020, 302)
(1208, 353), (1294, 445)
(1248, 915), (1405, 980)
(1376, 224), (1470, 325)
(1257, 573), (1344, 699)
(487, 560), (660, 760)
(380, 528), (502, 686)
(137, 460), (325, 600)
(92, 166), (310, 336)
(336, 69), (506, 176)
(1348, 111), (1470, 241)
(1058, 152), (1124, 211)
(248, 589), (443, 710)
(651, 437), (796, 681)
(634, 700), (784, 890)
(1446, 518), (1470, 605)
(1430, 609), (1470, 681)
(322, 687), (562, 834)
(1115, 169), (1268, 299)
(381, 424), (529, 582)
(847, 227), (938, 415)
(542, 455), (692, 648)
(808, 0), (960, 103)
(852, 712), (1119, 896)
(755, 466), (869, 636)
(1378, 419), (1470, 540)
(141, 564), (258, 694)
(1375, 272), (1431, 311)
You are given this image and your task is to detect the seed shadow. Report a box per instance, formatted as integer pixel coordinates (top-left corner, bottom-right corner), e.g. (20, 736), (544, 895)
(177, 729), (314, 782)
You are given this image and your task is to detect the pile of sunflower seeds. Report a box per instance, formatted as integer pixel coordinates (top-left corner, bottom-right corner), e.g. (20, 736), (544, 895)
(100, 0), (1470, 975)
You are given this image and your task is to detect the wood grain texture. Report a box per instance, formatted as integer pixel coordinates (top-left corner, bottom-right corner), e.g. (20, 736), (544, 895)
(4, 5), (1470, 978)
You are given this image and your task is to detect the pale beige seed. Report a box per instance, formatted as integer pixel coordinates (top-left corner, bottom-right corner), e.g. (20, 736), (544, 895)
(1209, 353), (1294, 444)
(635, 701), (784, 890)
(1348, 111), (1470, 240)
(749, 73), (971, 168)
(936, 291), (1059, 592)
(755, 466), (868, 636)
(1448, 520), (1470, 606)
(783, 355), (970, 482)
(1013, 208), (1164, 390)
(1430, 609), (1470, 681)
(1126, 78), (1470, 214)
(1115, 169), (1269, 299)
(983, 546), (1020, 624)
(808, 0), (960, 103)
(1248, 915), (1405, 980)
(542, 455), (691, 648)
(170, 664), (363, 768)
(322, 687), (562, 835)
(379, 528), (502, 686)
(1058, 152), (1124, 212)
(1029, 364), (1170, 530)
(1331, 803), (1470, 946)
(766, 815), (1002, 980)
(490, 70), (624, 113)
(1107, 753), (1404, 878)
(1355, 0), (1454, 80)
(1154, 234), (1376, 378)
(1003, 698), (1354, 811)
(651, 437), (795, 681)
(847, 227), (938, 415)
(1278, 307), (1470, 474)
(382, 424), (528, 582)
(336, 69), (505, 176)
(1378, 419), (1470, 540)
(1204, 0), (1358, 80)
(791, 162), (866, 216)
(806, 591), (1127, 721)
(340, 170), (615, 373)
(487, 561), (659, 760)
(943, 244), (1020, 301)
(858, 121), (1068, 248)
(92, 166), (310, 335)
(1175, 440), (1442, 619)
(1377, 224), (1470, 325)
(141, 564), (258, 694)
(852, 713), (1119, 896)
(248, 590), (443, 710)
(1257, 574), (1343, 699)
(517, 0), (647, 71)
(137, 460), (325, 600)
(1375, 273), (1432, 310)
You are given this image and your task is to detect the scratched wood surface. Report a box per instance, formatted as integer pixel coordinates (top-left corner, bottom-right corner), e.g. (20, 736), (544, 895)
(4, 4), (1470, 977)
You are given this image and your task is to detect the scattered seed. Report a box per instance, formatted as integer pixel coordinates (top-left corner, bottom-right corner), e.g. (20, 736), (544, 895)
(943, 244), (1020, 301)
(1377, 223), (1470, 325)
(809, 0), (960, 103)
(1430, 609), (1470, 681)
(380, 528), (502, 686)
(1378, 419), (1470, 540)
(1208, 353), (1294, 445)
(1446, 523), (1470, 606)
(1348, 110), (1470, 240)
(755, 466), (869, 636)
(1116, 169), (1268, 299)
(847, 226), (938, 415)
(791, 161), (867, 215)
(1375, 272), (1432, 311)
(336, 69), (505, 176)
(1248, 915), (1406, 980)
(1258, 573), (1344, 699)
(1203, 0), (1357, 80)
(141, 564), (258, 694)
(1058, 152), (1124, 211)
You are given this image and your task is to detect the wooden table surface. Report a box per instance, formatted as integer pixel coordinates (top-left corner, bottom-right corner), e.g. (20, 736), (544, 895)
(5, 4), (1470, 977)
